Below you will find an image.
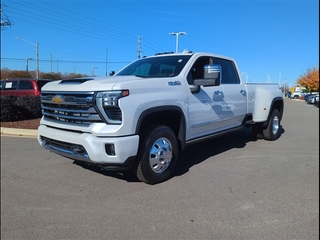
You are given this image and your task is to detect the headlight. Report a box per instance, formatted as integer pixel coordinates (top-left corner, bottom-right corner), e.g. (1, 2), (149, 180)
(96, 91), (129, 106)
(95, 90), (129, 124)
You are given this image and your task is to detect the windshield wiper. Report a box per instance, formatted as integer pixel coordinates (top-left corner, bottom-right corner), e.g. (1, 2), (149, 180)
(135, 74), (177, 78)
(135, 75), (152, 78)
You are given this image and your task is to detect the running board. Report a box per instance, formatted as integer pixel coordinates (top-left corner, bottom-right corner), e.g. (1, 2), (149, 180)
(185, 126), (243, 146)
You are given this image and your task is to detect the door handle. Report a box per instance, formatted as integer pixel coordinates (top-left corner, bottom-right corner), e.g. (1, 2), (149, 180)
(240, 89), (246, 96)
(214, 90), (223, 96)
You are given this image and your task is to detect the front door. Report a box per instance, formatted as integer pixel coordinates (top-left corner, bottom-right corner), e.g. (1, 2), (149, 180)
(186, 56), (246, 141)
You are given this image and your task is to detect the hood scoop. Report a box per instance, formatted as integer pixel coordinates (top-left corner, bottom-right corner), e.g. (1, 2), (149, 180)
(59, 78), (94, 84)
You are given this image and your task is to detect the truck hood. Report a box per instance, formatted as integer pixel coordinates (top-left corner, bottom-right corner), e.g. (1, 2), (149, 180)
(41, 76), (139, 92)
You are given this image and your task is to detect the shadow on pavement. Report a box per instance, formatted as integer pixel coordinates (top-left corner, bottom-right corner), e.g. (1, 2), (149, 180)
(73, 125), (285, 184)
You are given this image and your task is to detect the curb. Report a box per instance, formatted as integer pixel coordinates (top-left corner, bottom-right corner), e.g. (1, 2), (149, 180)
(0, 127), (37, 138)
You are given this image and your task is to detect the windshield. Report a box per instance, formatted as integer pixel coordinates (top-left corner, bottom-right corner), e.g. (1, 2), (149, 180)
(116, 55), (192, 78)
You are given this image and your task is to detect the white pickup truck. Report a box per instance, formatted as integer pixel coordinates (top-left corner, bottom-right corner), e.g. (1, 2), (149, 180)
(37, 51), (284, 184)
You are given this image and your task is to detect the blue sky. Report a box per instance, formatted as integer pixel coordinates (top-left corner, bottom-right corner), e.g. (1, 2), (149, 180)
(1, 0), (319, 87)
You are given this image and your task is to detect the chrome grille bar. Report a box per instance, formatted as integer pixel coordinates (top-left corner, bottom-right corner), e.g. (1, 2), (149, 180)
(41, 91), (103, 126)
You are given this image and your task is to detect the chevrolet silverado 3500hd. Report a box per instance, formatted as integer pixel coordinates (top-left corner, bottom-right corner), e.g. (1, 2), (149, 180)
(38, 51), (284, 184)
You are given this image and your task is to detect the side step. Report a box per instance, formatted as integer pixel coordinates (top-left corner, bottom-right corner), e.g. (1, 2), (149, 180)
(245, 120), (254, 125)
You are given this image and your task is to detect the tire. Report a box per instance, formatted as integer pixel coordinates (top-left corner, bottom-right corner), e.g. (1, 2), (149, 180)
(310, 98), (315, 104)
(133, 125), (178, 184)
(252, 123), (264, 139)
(262, 109), (281, 141)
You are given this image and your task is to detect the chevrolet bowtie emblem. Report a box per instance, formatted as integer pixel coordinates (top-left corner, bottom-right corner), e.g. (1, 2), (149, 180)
(52, 95), (64, 104)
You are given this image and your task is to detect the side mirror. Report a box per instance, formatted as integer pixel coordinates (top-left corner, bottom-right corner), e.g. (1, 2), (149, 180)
(204, 64), (221, 80)
(194, 64), (221, 87)
(109, 71), (115, 76)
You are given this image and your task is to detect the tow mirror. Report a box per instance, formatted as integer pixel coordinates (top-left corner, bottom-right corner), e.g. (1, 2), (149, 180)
(194, 64), (221, 87)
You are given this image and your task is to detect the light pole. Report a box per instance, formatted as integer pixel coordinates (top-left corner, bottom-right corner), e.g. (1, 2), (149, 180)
(241, 72), (249, 83)
(26, 58), (32, 72)
(169, 32), (187, 53)
(15, 37), (39, 78)
(92, 67), (97, 76)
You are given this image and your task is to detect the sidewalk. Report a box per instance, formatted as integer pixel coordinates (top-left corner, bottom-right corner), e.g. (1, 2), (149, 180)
(0, 127), (37, 138)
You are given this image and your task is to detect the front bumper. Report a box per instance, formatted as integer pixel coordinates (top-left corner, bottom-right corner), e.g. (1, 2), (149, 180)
(37, 125), (139, 169)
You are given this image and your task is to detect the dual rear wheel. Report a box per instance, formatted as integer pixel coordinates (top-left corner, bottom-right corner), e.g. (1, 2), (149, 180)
(252, 109), (281, 141)
(133, 109), (282, 184)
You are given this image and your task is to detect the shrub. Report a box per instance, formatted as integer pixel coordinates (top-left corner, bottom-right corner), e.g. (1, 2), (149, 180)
(0, 95), (42, 122)
(0, 96), (18, 121)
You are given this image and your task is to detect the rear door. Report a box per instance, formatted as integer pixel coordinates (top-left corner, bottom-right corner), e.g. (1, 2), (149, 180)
(18, 80), (36, 96)
(214, 57), (247, 128)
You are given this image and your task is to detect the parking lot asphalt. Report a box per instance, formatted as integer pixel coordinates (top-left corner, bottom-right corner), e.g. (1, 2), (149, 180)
(1, 96), (319, 240)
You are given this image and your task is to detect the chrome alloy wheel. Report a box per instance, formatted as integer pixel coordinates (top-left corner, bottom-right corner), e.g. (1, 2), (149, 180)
(272, 115), (280, 135)
(149, 137), (172, 174)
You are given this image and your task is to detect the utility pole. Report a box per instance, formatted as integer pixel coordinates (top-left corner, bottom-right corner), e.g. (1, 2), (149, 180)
(279, 72), (281, 86)
(92, 66), (97, 77)
(36, 42), (39, 78)
(137, 36), (142, 59)
(50, 54), (52, 73)
(106, 48), (108, 76)
(15, 37), (40, 78)
(26, 58), (32, 72)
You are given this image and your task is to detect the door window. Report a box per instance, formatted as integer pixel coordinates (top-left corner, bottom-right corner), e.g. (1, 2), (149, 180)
(213, 58), (240, 84)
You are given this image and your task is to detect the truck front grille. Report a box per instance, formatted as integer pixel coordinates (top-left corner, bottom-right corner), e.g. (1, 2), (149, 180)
(41, 91), (103, 126)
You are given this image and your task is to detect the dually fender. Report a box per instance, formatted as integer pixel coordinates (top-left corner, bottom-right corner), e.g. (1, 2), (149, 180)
(262, 97), (284, 127)
(135, 106), (188, 149)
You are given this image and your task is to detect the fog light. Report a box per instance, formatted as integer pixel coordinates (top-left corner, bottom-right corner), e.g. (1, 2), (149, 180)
(105, 144), (115, 156)
(72, 146), (86, 155)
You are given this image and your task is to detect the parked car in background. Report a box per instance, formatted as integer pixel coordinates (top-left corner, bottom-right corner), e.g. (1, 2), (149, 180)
(304, 93), (316, 100)
(290, 90), (308, 99)
(315, 95), (319, 106)
(285, 91), (292, 98)
(305, 93), (319, 104)
(0, 78), (52, 96)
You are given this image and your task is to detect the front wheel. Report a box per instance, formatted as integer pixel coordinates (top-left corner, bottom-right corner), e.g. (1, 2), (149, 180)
(133, 125), (178, 184)
(263, 109), (281, 141)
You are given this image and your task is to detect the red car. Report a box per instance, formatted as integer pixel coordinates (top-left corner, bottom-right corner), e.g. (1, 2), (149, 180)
(0, 78), (52, 96)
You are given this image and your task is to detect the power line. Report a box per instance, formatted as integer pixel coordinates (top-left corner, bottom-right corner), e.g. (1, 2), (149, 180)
(1, 57), (130, 64)
(3, 1), (168, 57)
(1, 4), (14, 30)
(36, 0), (139, 37)
(5, 8), (136, 45)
